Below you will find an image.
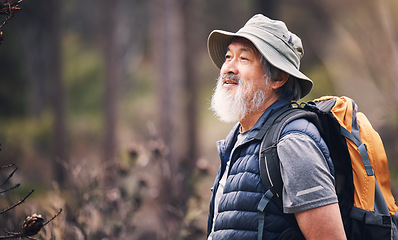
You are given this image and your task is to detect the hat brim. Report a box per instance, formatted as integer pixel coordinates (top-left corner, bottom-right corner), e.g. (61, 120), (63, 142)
(207, 30), (313, 98)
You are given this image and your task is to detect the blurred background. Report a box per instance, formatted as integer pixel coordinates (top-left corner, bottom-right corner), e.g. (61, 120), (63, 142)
(0, 0), (397, 239)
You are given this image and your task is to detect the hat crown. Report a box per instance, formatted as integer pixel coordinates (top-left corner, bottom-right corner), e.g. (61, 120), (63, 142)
(242, 14), (304, 62)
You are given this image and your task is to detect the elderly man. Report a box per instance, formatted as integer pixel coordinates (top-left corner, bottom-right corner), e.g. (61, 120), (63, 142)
(206, 14), (346, 240)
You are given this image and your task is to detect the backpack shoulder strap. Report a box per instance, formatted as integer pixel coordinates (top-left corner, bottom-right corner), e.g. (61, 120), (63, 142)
(255, 106), (319, 240)
(255, 106), (320, 196)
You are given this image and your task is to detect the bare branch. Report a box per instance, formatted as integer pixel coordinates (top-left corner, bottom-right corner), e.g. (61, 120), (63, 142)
(0, 183), (20, 194)
(0, 0), (23, 44)
(0, 209), (63, 239)
(43, 209), (63, 227)
(0, 0), (22, 15)
(0, 164), (14, 169)
(0, 189), (34, 215)
(0, 165), (17, 188)
(0, 231), (23, 239)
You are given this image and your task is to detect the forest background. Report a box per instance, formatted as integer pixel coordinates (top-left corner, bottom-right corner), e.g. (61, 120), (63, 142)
(1, 0), (398, 239)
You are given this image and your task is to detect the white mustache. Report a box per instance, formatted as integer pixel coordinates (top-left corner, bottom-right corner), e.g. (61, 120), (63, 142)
(219, 73), (241, 83)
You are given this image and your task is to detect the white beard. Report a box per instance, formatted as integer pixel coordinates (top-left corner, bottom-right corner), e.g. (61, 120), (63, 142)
(210, 74), (267, 123)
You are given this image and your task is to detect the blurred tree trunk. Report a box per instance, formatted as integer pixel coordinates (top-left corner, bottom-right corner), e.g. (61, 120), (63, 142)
(48, 0), (67, 186)
(101, 0), (122, 191)
(150, 0), (198, 238)
(152, 0), (183, 221)
(19, 0), (51, 118)
(180, 0), (199, 202)
(256, 0), (278, 18)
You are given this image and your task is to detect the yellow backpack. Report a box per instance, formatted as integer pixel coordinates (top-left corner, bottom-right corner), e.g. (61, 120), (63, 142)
(256, 96), (398, 239)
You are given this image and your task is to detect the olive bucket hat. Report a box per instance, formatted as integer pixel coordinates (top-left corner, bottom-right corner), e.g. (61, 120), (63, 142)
(207, 14), (313, 99)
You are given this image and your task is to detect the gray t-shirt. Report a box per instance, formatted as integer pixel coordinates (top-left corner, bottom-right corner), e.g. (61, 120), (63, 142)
(277, 132), (338, 214)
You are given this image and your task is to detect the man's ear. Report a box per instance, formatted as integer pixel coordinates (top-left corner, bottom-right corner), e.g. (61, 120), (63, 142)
(271, 72), (289, 90)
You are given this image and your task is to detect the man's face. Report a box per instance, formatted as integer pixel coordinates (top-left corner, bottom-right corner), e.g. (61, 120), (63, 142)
(220, 38), (267, 98)
(210, 38), (270, 123)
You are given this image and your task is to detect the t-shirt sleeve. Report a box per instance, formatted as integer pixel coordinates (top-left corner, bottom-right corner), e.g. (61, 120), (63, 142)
(277, 132), (338, 214)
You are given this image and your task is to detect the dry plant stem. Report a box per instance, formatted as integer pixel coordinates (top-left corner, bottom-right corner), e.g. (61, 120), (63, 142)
(0, 0), (22, 29)
(0, 183), (20, 194)
(0, 233), (23, 239)
(0, 165), (17, 188)
(0, 233), (39, 240)
(0, 164), (15, 169)
(0, 13), (11, 28)
(0, 0), (22, 13)
(43, 209), (62, 227)
(0, 190), (34, 214)
(0, 209), (63, 239)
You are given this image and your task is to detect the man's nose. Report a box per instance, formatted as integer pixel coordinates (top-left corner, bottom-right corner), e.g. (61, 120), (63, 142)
(221, 59), (238, 75)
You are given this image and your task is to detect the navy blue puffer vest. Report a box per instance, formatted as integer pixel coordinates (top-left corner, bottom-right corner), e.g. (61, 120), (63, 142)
(207, 100), (333, 240)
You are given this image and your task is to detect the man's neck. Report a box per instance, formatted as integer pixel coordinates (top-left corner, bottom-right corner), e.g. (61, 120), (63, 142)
(239, 111), (264, 132)
(239, 98), (279, 132)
